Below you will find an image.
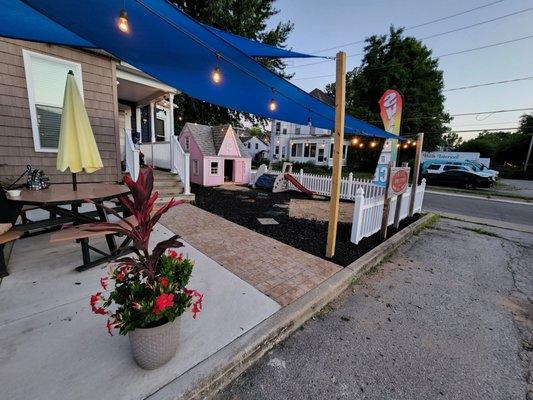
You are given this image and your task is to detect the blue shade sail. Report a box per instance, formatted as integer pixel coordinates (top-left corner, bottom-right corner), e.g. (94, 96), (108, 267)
(18, 0), (397, 138)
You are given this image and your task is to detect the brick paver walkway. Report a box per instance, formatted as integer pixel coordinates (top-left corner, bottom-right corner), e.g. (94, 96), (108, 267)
(161, 204), (341, 306)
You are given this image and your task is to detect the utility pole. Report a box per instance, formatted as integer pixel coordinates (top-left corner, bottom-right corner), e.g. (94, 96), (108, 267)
(326, 51), (346, 258)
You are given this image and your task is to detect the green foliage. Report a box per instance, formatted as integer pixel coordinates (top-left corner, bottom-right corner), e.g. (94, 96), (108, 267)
(442, 131), (463, 150)
(170, 0), (294, 128)
(326, 27), (450, 151)
(247, 126), (263, 137)
(458, 114), (532, 167)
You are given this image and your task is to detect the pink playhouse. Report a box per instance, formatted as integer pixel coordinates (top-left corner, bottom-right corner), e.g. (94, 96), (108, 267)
(179, 123), (252, 186)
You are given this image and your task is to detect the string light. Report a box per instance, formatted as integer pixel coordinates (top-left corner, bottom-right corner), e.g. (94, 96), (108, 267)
(117, 1), (129, 33)
(370, 141), (377, 148)
(403, 143), (408, 149)
(359, 143), (364, 148)
(211, 53), (222, 84)
(351, 138), (359, 145)
(268, 88), (277, 112)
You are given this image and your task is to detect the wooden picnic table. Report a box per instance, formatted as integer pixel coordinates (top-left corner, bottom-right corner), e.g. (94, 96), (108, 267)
(3, 183), (131, 274)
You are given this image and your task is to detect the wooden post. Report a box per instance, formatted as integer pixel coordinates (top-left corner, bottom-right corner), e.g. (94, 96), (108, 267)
(326, 51), (347, 258)
(380, 162), (393, 238)
(409, 132), (424, 217)
(393, 162), (409, 229)
(150, 100), (156, 167)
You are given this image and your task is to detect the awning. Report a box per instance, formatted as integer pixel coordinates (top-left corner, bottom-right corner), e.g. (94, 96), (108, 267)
(1, 0), (318, 59)
(15, 0), (396, 139)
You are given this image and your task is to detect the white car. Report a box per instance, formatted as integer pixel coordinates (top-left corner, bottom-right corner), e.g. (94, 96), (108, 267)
(424, 162), (496, 181)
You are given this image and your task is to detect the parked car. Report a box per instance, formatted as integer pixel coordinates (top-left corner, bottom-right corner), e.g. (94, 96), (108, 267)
(421, 168), (494, 189)
(421, 160), (498, 180)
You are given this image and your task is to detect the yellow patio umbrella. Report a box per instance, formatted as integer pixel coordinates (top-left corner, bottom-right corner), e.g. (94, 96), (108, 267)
(57, 70), (103, 190)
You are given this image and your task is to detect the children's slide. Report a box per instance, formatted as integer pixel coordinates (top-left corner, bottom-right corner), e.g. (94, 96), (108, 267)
(284, 174), (314, 197)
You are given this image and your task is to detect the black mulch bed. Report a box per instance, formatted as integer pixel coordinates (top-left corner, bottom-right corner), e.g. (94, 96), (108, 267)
(191, 184), (420, 267)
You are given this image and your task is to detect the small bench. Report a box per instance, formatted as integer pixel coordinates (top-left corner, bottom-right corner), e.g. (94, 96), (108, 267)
(50, 216), (138, 272)
(0, 226), (23, 278)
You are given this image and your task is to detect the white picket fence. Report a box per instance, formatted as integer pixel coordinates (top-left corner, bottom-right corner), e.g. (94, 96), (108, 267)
(350, 179), (427, 244)
(250, 168), (385, 199)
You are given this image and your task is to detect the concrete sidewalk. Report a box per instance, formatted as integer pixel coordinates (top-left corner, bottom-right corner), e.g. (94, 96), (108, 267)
(217, 218), (532, 400)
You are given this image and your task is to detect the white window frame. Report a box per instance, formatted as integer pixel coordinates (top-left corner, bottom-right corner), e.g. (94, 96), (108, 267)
(192, 159), (199, 175)
(22, 49), (84, 153)
(210, 161), (219, 175)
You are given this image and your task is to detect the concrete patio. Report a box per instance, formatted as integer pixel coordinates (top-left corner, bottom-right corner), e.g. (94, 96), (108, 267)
(0, 204), (344, 399)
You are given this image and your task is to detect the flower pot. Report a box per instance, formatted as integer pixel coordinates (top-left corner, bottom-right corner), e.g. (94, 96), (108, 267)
(128, 318), (180, 370)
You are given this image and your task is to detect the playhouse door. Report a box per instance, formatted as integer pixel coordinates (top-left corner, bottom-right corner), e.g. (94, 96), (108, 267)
(234, 160), (245, 183)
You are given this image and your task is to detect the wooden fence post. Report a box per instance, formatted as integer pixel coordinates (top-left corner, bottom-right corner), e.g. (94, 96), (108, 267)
(350, 187), (365, 244)
(409, 132), (424, 217)
(326, 51), (347, 258)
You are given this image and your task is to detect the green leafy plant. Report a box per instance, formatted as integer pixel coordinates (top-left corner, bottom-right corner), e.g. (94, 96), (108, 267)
(89, 168), (203, 335)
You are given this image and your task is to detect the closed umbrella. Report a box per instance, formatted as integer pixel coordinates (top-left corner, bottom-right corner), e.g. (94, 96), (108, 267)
(57, 70), (103, 190)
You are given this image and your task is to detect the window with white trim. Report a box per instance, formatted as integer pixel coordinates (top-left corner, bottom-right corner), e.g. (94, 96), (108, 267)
(22, 50), (84, 152)
(210, 161), (219, 175)
(192, 159), (199, 175)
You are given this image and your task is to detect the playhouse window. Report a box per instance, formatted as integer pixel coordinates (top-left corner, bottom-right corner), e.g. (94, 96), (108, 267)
(185, 136), (190, 150)
(210, 161), (219, 175)
(295, 126), (301, 135)
(255, 143), (258, 150)
(23, 50), (83, 152)
(275, 146), (279, 155)
(275, 122), (281, 134)
(282, 128), (287, 135)
(192, 159), (199, 175)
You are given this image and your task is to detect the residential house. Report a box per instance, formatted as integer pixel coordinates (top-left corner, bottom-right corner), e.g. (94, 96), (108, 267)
(179, 123), (251, 186)
(243, 136), (269, 161)
(0, 37), (186, 188)
(269, 88), (349, 166)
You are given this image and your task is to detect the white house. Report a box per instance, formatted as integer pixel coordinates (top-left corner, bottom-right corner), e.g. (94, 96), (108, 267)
(244, 136), (269, 160)
(269, 89), (349, 166)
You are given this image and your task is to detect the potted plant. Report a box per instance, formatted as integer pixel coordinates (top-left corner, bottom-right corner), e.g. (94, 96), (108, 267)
(89, 168), (203, 370)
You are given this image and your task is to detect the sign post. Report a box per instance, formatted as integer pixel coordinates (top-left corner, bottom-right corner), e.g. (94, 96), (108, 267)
(326, 51), (346, 258)
(393, 162), (410, 229)
(380, 162), (393, 238)
(409, 132), (424, 217)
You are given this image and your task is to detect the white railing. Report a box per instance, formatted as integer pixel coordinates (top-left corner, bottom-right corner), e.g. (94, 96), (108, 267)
(251, 168), (385, 200)
(124, 129), (140, 182)
(170, 135), (190, 195)
(351, 179), (426, 244)
(140, 142), (171, 170)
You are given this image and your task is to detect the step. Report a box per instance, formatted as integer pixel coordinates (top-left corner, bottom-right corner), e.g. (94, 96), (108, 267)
(153, 180), (181, 189)
(155, 187), (185, 196)
(155, 193), (195, 204)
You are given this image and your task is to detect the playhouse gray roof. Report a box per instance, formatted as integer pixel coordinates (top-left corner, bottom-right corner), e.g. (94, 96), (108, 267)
(184, 123), (250, 158)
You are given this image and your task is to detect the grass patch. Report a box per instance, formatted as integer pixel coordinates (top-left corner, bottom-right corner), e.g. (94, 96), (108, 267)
(460, 227), (502, 238)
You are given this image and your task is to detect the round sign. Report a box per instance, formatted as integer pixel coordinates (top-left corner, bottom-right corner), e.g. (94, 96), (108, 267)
(390, 169), (409, 194)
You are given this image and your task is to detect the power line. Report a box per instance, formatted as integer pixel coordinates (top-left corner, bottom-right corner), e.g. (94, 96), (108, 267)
(443, 76), (533, 92)
(309, 0), (507, 54)
(289, 3), (529, 69)
(291, 34), (533, 81)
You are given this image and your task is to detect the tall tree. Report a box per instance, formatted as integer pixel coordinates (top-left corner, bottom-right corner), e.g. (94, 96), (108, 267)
(326, 27), (450, 150)
(169, 0), (293, 128)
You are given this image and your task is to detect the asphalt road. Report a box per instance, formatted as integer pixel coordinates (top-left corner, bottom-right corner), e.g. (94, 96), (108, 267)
(216, 219), (532, 400)
(423, 192), (533, 227)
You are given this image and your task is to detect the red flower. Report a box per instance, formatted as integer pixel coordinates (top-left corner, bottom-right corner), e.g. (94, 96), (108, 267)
(158, 276), (169, 287)
(106, 319), (114, 336)
(90, 292), (107, 315)
(184, 288), (203, 319)
(116, 270), (126, 282)
(100, 277), (109, 291)
(152, 293), (174, 315)
(168, 250), (183, 260)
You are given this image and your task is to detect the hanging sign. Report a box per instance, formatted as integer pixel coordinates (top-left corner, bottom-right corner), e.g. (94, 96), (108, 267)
(388, 167), (410, 197)
(373, 89), (403, 186)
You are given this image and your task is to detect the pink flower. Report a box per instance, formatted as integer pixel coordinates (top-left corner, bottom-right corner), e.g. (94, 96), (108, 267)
(158, 277), (169, 287)
(184, 288), (203, 319)
(116, 270), (126, 282)
(132, 302), (142, 310)
(153, 293), (174, 315)
(106, 319), (114, 336)
(100, 277), (109, 291)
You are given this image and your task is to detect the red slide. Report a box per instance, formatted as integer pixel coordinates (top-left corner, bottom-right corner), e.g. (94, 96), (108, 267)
(284, 174), (315, 197)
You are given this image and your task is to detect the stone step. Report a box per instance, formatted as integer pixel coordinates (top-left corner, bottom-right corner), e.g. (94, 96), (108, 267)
(155, 193), (195, 204)
(153, 180), (181, 188)
(155, 187), (185, 196)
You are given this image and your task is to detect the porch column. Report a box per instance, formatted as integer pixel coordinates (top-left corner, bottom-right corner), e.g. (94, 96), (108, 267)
(168, 93), (176, 173)
(149, 101), (156, 143)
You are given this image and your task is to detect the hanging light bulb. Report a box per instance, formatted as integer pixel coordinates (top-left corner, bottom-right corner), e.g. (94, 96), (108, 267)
(359, 143), (364, 148)
(370, 141), (377, 148)
(268, 88), (277, 112)
(117, 9), (129, 33)
(351, 138), (359, 145)
(211, 53), (222, 84)
(412, 141), (417, 146)
(396, 143), (401, 148)
(403, 143), (408, 149)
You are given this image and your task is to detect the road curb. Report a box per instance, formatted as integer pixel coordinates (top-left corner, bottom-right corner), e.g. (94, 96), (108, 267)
(146, 213), (438, 400)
